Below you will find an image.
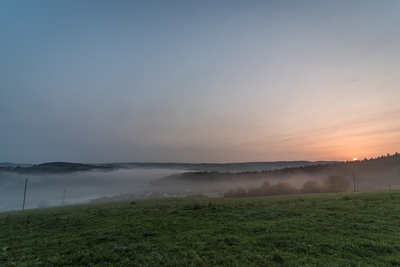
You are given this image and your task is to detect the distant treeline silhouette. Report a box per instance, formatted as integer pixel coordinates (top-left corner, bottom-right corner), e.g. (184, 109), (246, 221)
(149, 153), (400, 190)
(224, 175), (351, 198)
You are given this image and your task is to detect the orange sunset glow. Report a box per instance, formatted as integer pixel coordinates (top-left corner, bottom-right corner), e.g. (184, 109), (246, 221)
(1, 1), (399, 164)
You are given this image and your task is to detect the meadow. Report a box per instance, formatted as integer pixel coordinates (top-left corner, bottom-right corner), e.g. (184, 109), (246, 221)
(1, 191), (400, 266)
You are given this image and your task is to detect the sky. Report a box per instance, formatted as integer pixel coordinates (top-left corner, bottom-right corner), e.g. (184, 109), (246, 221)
(1, 0), (400, 164)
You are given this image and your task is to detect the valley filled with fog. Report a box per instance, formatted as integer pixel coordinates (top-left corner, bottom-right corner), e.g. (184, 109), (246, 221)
(2, 154), (399, 213)
(0, 168), (182, 212)
(0, 161), (331, 212)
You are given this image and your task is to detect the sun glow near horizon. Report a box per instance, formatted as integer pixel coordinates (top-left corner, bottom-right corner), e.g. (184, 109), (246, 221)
(1, 1), (400, 163)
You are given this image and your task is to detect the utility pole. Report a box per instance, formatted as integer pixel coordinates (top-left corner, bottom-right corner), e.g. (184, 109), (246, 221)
(22, 179), (28, 210)
(62, 189), (66, 205)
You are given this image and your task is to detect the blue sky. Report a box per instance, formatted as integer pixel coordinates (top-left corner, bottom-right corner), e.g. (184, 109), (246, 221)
(1, 0), (400, 163)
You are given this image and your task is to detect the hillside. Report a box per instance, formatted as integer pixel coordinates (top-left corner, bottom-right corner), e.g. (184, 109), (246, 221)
(0, 162), (120, 173)
(149, 153), (400, 192)
(0, 160), (336, 174)
(117, 161), (335, 172)
(0, 162), (33, 168)
(1, 191), (400, 266)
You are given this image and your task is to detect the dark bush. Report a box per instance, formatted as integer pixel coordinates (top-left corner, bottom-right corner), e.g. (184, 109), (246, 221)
(322, 175), (351, 192)
(247, 187), (264, 197)
(269, 182), (299, 195)
(234, 187), (247, 198)
(302, 180), (321, 194)
(223, 189), (235, 198)
(260, 180), (271, 190)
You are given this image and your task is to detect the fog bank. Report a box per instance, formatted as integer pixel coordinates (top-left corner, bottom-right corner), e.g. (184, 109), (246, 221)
(0, 168), (181, 212)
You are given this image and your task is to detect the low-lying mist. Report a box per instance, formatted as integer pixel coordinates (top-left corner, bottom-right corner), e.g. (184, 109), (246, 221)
(2, 154), (399, 212)
(0, 168), (182, 212)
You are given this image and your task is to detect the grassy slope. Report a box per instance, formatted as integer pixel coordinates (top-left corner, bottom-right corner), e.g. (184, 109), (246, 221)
(1, 191), (400, 266)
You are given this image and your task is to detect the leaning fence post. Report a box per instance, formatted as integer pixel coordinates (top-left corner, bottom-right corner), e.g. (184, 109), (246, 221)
(22, 179), (28, 210)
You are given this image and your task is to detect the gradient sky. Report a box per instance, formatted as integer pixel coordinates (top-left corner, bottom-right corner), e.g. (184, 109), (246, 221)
(1, 0), (400, 164)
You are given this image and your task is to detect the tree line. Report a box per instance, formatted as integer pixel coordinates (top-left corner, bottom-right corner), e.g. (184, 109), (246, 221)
(224, 175), (351, 198)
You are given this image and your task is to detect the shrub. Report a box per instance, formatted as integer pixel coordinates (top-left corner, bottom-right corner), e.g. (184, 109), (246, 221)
(260, 180), (271, 190)
(269, 182), (299, 195)
(322, 175), (351, 192)
(223, 189), (235, 198)
(223, 187), (247, 198)
(234, 187), (247, 198)
(302, 180), (321, 194)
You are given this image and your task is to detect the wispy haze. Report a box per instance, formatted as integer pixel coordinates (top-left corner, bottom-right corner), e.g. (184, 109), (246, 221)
(1, 0), (400, 163)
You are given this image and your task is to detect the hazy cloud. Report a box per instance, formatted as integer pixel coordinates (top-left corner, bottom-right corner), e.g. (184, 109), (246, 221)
(1, 0), (399, 163)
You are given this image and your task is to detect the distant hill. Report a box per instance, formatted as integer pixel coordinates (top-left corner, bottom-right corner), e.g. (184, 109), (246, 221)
(0, 162), (33, 168)
(149, 153), (400, 192)
(0, 160), (334, 174)
(0, 162), (120, 173)
(116, 161), (336, 172)
(0, 161), (336, 173)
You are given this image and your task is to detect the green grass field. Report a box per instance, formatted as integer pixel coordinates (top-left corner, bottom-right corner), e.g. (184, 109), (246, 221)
(1, 191), (400, 266)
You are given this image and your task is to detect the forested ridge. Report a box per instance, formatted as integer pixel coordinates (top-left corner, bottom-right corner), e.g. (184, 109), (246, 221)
(150, 153), (400, 192)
